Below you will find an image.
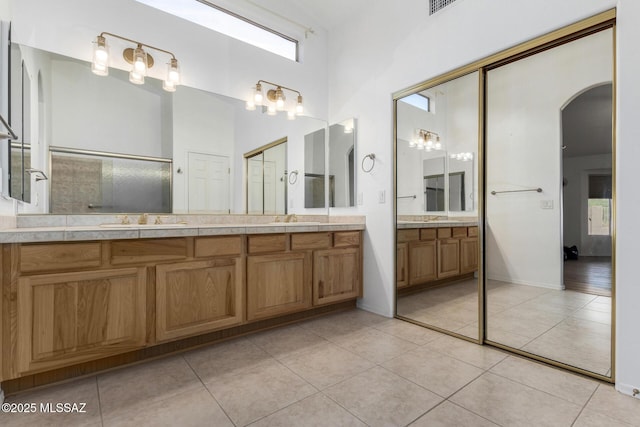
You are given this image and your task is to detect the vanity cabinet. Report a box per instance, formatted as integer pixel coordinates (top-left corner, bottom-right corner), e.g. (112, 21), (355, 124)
(16, 267), (147, 374)
(155, 258), (243, 342)
(313, 232), (362, 305)
(398, 226), (478, 289)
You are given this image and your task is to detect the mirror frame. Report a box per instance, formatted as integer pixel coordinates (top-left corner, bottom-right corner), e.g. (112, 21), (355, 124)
(392, 9), (616, 382)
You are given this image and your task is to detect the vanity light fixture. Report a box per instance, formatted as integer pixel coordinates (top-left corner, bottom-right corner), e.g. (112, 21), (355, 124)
(450, 152), (473, 161)
(410, 129), (444, 152)
(91, 32), (181, 92)
(246, 80), (304, 119)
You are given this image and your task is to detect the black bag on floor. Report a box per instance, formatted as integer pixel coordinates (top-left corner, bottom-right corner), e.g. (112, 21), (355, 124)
(563, 245), (579, 260)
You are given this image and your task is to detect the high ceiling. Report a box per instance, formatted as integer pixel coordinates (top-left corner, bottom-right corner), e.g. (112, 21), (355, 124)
(562, 84), (612, 159)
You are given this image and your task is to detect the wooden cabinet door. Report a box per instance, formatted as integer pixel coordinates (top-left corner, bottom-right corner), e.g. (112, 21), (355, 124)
(17, 268), (146, 374)
(437, 238), (460, 279)
(396, 243), (409, 288)
(460, 237), (479, 274)
(246, 252), (311, 321)
(156, 258), (243, 342)
(313, 247), (361, 306)
(409, 240), (437, 285)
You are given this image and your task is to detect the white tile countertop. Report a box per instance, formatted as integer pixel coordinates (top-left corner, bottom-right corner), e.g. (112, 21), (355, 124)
(0, 215), (365, 243)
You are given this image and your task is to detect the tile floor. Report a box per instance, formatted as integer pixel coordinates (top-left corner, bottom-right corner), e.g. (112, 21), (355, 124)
(397, 279), (612, 376)
(1, 309), (638, 427)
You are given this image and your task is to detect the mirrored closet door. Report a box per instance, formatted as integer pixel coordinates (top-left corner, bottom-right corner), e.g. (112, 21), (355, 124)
(395, 71), (481, 341)
(484, 26), (614, 379)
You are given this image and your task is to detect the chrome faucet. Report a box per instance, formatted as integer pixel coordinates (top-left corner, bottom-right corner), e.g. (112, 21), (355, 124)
(138, 213), (149, 225)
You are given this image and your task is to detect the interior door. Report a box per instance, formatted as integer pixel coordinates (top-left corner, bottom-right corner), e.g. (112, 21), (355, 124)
(484, 28), (613, 378)
(188, 152), (230, 213)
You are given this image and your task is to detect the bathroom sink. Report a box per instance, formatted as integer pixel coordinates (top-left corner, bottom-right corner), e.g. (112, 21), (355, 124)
(99, 223), (187, 228)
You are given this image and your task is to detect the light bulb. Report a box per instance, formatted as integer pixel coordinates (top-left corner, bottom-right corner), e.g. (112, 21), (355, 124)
(409, 140), (416, 148)
(132, 46), (147, 76)
(166, 58), (180, 86)
(434, 141), (442, 150)
(162, 79), (176, 92)
(246, 99), (256, 111)
(275, 87), (285, 111)
(91, 35), (109, 76)
(267, 104), (277, 116)
(287, 110), (296, 120)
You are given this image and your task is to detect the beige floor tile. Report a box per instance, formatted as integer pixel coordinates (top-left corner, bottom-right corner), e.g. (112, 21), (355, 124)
(455, 323), (482, 340)
(248, 324), (329, 360)
(98, 355), (203, 419)
(583, 299), (611, 313)
(522, 318), (611, 376)
(487, 312), (556, 340)
(486, 282), (551, 306)
(573, 409), (634, 427)
(584, 384), (640, 426)
(279, 342), (375, 389)
(426, 334), (507, 369)
(324, 366), (442, 427)
(0, 377), (101, 427)
(249, 393), (366, 427)
(529, 290), (597, 309)
(298, 311), (374, 340)
(450, 373), (582, 426)
(331, 328), (419, 363)
(571, 307), (612, 325)
(102, 386), (232, 427)
(409, 401), (499, 426)
(184, 337), (271, 380)
(204, 358), (317, 426)
(404, 308), (468, 332)
(489, 356), (598, 406)
(372, 318), (445, 345)
(382, 346), (483, 397)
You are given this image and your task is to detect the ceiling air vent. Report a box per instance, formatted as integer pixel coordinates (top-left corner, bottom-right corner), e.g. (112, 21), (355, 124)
(430, 0), (458, 15)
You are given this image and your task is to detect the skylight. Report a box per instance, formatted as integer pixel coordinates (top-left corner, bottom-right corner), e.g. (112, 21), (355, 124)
(135, 0), (298, 61)
(400, 94), (430, 112)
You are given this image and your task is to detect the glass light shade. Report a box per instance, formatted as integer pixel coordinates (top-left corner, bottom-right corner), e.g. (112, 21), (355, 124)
(163, 79), (176, 92)
(254, 83), (263, 105)
(132, 46), (148, 76)
(275, 87), (285, 111)
(296, 95), (304, 115)
(267, 104), (277, 116)
(166, 58), (180, 85)
(416, 144), (425, 150)
(246, 99), (256, 110)
(91, 36), (109, 76)
(434, 141), (442, 150)
(129, 70), (145, 85)
(287, 110), (296, 120)
(409, 140), (416, 147)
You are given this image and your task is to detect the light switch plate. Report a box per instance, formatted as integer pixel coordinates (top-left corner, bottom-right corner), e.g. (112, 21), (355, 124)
(541, 200), (554, 209)
(378, 190), (386, 204)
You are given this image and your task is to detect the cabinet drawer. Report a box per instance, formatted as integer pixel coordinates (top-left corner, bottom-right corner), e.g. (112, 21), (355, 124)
(195, 236), (242, 258)
(452, 227), (468, 238)
(397, 229), (419, 243)
(334, 231), (361, 248)
(437, 228), (452, 239)
(468, 226), (479, 237)
(291, 232), (331, 250)
(20, 243), (102, 273)
(248, 234), (286, 254)
(420, 229), (437, 240)
(111, 238), (187, 265)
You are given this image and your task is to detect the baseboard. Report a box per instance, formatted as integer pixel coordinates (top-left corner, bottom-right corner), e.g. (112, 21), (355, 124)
(357, 300), (393, 318)
(615, 382), (640, 399)
(487, 275), (564, 290)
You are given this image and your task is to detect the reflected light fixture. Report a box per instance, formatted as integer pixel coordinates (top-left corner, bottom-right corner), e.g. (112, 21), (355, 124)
(247, 80), (304, 119)
(91, 32), (181, 92)
(450, 152), (474, 161)
(410, 129), (444, 152)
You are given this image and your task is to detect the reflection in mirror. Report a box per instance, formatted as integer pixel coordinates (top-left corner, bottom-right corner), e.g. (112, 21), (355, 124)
(9, 42), (32, 202)
(329, 118), (356, 207)
(304, 128), (326, 208)
(396, 71), (480, 340)
(9, 43), (328, 215)
(485, 28), (613, 377)
(245, 139), (287, 215)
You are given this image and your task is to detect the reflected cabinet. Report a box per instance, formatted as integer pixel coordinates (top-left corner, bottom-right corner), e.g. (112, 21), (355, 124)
(394, 10), (615, 381)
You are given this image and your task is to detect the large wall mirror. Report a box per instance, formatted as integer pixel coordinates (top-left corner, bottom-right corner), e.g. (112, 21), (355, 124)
(395, 71), (480, 341)
(394, 13), (615, 381)
(2, 43), (333, 216)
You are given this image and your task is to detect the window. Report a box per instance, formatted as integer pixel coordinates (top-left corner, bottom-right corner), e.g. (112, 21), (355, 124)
(399, 93), (430, 112)
(587, 174), (612, 236)
(135, 0), (298, 61)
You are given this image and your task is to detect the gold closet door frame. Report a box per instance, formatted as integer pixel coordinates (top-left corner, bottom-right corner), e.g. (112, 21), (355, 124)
(392, 9), (616, 382)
